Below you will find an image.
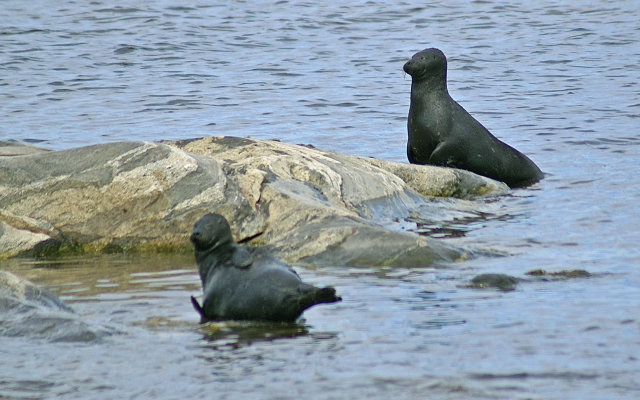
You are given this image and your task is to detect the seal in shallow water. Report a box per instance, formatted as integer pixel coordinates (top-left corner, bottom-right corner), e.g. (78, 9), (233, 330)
(190, 213), (341, 322)
(403, 48), (543, 188)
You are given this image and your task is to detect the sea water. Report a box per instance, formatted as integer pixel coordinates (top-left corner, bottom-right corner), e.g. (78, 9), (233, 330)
(1, 1), (639, 399)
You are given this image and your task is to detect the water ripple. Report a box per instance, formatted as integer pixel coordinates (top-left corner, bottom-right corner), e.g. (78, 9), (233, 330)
(2, 1), (640, 399)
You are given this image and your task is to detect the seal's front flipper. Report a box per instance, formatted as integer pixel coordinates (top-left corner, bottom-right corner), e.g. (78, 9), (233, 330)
(231, 246), (252, 269)
(407, 142), (418, 164)
(429, 142), (459, 167)
(191, 296), (204, 317)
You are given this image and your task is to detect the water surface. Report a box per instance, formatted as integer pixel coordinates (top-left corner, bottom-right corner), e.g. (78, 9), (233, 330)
(1, 1), (640, 399)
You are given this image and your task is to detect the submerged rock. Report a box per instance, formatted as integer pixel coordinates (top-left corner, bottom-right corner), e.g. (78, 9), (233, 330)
(0, 136), (507, 266)
(0, 270), (107, 342)
(465, 273), (519, 291)
(525, 269), (592, 279)
(464, 269), (593, 292)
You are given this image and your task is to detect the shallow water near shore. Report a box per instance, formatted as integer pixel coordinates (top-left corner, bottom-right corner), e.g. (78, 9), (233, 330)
(2, 1), (640, 399)
(2, 254), (637, 400)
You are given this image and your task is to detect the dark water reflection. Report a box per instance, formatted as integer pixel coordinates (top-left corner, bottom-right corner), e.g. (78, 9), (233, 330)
(196, 320), (312, 352)
(2, 0), (640, 399)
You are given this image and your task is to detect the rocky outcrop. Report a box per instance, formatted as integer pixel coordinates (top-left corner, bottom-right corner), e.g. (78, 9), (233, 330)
(0, 137), (508, 266)
(0, 270), (107, 342)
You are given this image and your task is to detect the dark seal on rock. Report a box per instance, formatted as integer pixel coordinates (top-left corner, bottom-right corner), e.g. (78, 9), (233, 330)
(190, 213), (341, 322)
(403, 48), (543, 188)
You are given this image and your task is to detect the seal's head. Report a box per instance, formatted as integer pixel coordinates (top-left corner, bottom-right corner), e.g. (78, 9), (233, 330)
(190, 213), (234, 252)
(403, 48), (447, 83)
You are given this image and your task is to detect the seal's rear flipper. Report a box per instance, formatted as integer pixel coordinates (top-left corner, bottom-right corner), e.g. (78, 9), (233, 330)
(297, 286), (342, 313)
(191, 296), (204, 317)
(317, 286), (342, 304)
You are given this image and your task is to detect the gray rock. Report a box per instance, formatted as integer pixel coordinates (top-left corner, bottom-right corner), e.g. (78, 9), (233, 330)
(0, 270), (107, 342)
(465, 273), (519, 291)
(525, 269), (592, 279)
(0, 140), (50, 157)
(463, 269), (593, 292)
(0, 136), (508, 266)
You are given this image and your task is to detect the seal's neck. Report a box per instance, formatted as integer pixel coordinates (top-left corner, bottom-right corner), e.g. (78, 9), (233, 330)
(411, 69), (448, 97)
(195, 242), (235, 285)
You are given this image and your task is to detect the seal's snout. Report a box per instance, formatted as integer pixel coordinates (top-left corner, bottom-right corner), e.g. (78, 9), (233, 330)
(403, 60), (412, 74)
(190, 231), (201, 244)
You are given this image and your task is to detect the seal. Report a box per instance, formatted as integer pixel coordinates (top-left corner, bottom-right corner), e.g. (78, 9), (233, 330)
(403, 48), (543, 188)
(189, 213), (342, 322)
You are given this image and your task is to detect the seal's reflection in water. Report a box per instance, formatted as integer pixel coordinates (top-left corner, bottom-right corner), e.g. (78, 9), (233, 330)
(196, 320), (337, 352)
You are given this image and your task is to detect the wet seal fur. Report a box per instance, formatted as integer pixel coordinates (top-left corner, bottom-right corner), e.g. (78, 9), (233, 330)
(403, 48), (543, 188)
(190, 213), (341, 322)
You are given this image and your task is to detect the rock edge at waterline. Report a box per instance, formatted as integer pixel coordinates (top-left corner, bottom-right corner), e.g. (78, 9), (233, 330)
(0, 136), (508, 266)
(0, 270), (108, 342)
